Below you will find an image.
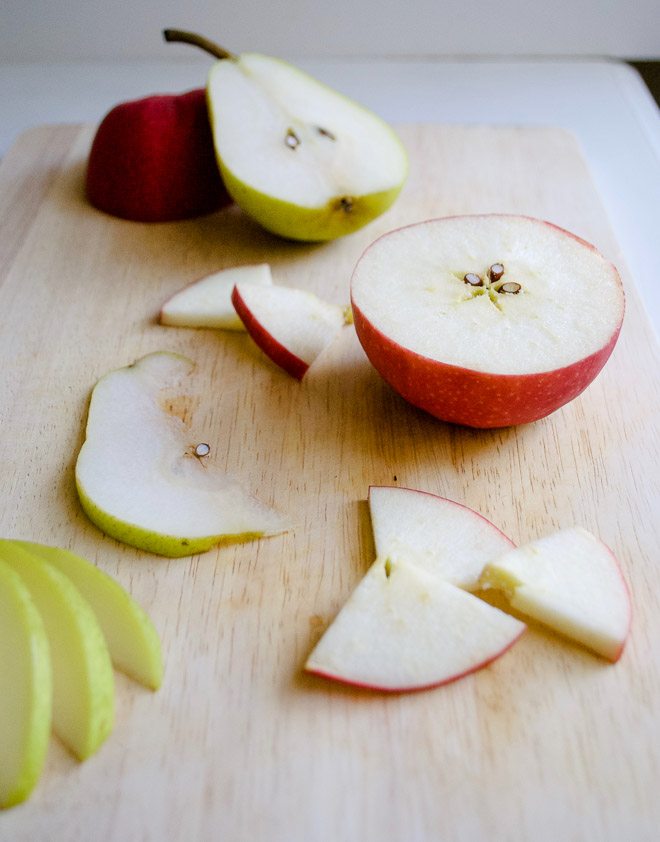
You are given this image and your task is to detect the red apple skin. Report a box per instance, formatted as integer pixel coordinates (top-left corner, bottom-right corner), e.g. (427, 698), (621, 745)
(86, 89), (231, 222)
(351, 217), (625, 429)
(595, 538), (633, 663)
(231, 285), (309, 380)
(305, 624), (525, 693)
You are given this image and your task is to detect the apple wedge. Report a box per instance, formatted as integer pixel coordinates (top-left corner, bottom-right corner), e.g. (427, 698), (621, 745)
(232, 283), (346, 380)
(306, 557), (525, 691)
(480, 527), (631, 661)
(16, 541), (163, 690)
(368, 486), (514, 590)
(160, 263), (273, 330)
(75, 352), (286, 557)
(351, 214), (625, 427)
(164, 30), (408, 242)
(0, 559), (51, 810)
(0, 542), (114, 761)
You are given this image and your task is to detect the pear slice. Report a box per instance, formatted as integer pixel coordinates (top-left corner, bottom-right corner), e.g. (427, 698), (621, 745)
(162, 31), (407, 242)
(306, 557), (525, 691)
(0, 559), (52, 809)
(0, 542), (114, 761)
(160, 263), (273, 330)
(75, 352), (286, 557)
(16, 541), (163, 690)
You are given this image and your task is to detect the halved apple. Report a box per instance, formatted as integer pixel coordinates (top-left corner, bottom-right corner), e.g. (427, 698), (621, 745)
(16, 541), (163, 690)
(351, 215), (625, 427)
(160, 263), (273, 330)
(368, 485), (514, 590)
(480, 527), (631, 661)
(75, 352), (286, 557)
(306, 557), (525, 691)
(232, 283), (346, 380)
(0, 542), (114, 761)
(0, 559), (51, 809)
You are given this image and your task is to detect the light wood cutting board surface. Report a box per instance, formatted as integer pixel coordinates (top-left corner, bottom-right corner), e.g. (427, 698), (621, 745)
(0, 124), (658, 841)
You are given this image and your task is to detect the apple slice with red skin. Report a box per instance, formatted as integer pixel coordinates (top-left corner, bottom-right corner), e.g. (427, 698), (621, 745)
(232, 283), (346, 380)
(480, 527), (632, 661)
(368, 485), (514, 590)
(351, 214), (625, 428)
(86, 89), (232, 222)
(306, 557), (525, 692)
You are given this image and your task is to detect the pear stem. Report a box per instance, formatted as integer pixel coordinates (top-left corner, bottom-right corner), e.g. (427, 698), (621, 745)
(162, 29), (236, 61)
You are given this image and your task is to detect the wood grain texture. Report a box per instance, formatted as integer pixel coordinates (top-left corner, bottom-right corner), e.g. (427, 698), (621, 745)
(0, 124), (658, 841)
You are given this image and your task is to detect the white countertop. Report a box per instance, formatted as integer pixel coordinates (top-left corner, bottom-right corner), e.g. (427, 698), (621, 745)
(1, 58), (658, 337)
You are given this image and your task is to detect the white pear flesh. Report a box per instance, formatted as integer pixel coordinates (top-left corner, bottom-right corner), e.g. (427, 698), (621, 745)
(17, 541), (163, 690)
(232, 282), (346, 379)
(0, 558), (51, 809)
(207, 54), (408, 241)
(306, 558), (525, 691)
(480, 527), (631, 661)
(75, 352), (286, 557)
(0, 542), (114, 761)
(160, 263), (273, 330)
(368, 486), (514, 590)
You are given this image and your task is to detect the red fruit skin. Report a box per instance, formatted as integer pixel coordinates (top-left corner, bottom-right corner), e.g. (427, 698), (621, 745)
(231, 285), (309, 381)
(351, 216), (625, 429)
(85, 89), (231, 222)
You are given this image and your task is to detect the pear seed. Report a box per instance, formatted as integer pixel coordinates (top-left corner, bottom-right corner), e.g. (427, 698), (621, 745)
(285, 129), (301, 149)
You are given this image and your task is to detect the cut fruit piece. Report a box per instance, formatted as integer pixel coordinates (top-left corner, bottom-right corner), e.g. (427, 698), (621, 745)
(75, 352), (286, 557)
(232, 283), (346, 380)
(0, 542), (114, 761)
(368, 486), (514, 590)
(351, 214), (625, 427)
(16, 541), (163, 690)
(0, 559), (51, 810)
(164, 30), (407, 241)
(480, 527), (631, 661)
(306, 557), (525, 692)
(160, 263), (273, 330)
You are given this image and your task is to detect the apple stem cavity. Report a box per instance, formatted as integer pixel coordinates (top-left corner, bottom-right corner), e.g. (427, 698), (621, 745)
(162, 28), (237, 62)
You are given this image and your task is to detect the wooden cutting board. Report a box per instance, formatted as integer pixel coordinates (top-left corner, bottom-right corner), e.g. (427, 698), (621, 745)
(0, 124), (658, 841)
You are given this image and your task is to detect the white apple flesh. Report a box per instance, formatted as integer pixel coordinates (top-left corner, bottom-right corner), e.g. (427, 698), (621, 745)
(232, 283), (346, 380)
(368, 485), (514, 590)
(75, 352), (286, 557)
(0, 559), (51, 809)
(480, 527), (631, 661)
(306, 557), (525, 692)
(160, 263), (273, 330)
(206, 52), (408, 241)
(351, 215), (625, 428)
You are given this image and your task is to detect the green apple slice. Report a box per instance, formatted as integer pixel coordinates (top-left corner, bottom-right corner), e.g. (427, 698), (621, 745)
(0, 542), (114, 761)
(0, 559), (52, 809)
(75, 352), (286, 557)
(15, 541), (163, 690)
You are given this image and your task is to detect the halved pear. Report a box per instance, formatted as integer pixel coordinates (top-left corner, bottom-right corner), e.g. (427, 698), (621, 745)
(75, 352), (286, 557)
(205, 51), (408, 241)
(0, 542), (114, 761)
(0, 559), (51, 809)
(16, 541), (163, 690)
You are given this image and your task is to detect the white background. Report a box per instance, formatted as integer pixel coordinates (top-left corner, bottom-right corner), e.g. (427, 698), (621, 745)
(2, 0), (658, 61)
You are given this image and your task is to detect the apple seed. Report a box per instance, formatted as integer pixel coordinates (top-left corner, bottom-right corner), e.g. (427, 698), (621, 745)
(316, 126), (336, 141)
(488, 263), (505, 282)
(194, 443), (211, 457)
(499, 282), (522, 295)
(464, 273), (483, 287)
